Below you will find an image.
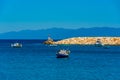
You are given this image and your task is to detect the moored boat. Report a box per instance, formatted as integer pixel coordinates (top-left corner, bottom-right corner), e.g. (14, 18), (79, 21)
(56, 49), (70, 58)
(11, 43), (22, 48)
(95, 39), (103, 47)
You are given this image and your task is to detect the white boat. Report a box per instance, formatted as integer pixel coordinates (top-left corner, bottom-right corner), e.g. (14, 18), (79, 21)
(95, 39), (103, 47)
(56, 49), (70, 58)
(11, 43), (22, 48)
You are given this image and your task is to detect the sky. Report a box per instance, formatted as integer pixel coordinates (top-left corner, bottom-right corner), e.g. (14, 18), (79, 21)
(0, 0), (120, 33)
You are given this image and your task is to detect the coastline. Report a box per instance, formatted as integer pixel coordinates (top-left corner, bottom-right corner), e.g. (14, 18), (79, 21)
(54, 37), (120, 45)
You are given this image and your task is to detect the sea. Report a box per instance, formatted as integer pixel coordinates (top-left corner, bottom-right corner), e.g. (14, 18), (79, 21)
(0, 39), (120, 80)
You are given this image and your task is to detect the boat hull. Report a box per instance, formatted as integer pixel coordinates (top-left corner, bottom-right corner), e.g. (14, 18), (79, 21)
(56, 54), (69, 58)
(11, 43), (22, 48)
(95, 44), (103, 47)
(11, 46), (22, 48)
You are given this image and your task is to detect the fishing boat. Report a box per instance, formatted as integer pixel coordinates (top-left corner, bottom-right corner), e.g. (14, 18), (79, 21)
(56, 49), (70, 58)
(95, 39), (103, 47)
(11, 43), (22, 48)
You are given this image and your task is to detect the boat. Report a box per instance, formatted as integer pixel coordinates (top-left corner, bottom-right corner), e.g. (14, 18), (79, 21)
(56, 49), (70, 58)
(11, 43), (22, 48)
(95, 39), (103, 47)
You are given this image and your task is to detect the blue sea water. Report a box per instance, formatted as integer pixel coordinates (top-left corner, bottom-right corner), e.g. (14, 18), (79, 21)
(0, 40), (120, 80)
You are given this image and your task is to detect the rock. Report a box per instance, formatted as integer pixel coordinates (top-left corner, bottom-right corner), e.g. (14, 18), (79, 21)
(54, 37), (120, 45)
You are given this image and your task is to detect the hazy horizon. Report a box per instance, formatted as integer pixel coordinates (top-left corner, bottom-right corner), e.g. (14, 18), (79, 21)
(0, 27), (120, 34)
(0, 27), (120, 39)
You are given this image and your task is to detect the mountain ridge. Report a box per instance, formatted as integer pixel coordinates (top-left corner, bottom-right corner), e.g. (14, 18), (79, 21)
(0, 27), (120, 39)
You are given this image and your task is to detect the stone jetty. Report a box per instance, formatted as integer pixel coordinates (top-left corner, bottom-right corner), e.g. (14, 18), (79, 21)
(54, 37), (120, 45)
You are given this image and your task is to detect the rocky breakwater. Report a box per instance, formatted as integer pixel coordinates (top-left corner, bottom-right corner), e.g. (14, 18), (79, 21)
(54, 37), (120, 45)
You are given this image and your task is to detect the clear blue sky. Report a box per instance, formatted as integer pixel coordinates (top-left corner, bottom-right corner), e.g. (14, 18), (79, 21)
(0, 0), (120, 33)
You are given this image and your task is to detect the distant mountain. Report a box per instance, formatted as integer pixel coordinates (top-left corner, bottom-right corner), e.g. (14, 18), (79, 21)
(0, 27), (120, 39)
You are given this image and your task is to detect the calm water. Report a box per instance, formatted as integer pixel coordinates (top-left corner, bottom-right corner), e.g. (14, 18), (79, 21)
(0, 40), (120, 80)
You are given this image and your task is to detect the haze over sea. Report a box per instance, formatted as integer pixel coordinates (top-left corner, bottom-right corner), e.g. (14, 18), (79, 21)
(0, 40), (120, 80)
